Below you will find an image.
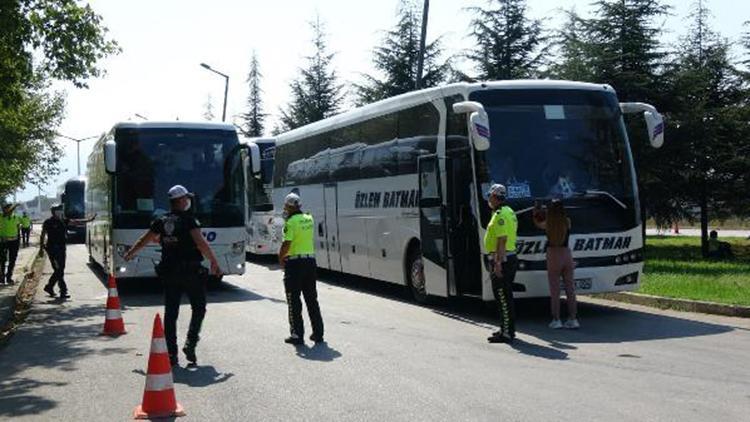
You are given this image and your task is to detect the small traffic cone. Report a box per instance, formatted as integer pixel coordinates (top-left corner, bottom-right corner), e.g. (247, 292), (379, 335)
(134, 314), (186, 419)
(101, 274), (126, 336)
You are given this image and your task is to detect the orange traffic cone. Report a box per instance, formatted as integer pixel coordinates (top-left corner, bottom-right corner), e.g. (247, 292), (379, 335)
(101, 274), (126, 336)
(134, 314), (186, 419)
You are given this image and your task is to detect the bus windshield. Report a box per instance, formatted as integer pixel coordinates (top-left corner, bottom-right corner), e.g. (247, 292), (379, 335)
(114, 128), (244, 228)
(469, 89), (638, 234)
(63, 181), (85, 219)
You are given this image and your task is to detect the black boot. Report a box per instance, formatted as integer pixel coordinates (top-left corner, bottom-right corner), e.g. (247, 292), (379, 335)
(182, 342), (197, 365)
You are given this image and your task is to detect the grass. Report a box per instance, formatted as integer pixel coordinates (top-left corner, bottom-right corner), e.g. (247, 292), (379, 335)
(640, 236), (750, 306)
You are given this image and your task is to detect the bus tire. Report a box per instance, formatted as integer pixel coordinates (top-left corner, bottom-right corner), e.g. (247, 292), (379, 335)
(406, 245), (430, 304)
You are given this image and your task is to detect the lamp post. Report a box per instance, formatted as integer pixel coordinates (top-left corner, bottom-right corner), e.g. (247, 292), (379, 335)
(58, 134), (98, 176)
(200, 62), (229, 122)
(415, 0), (430, 89)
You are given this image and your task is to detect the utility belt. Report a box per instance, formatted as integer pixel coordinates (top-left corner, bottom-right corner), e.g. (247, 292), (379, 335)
(487, 251), (516, 262)
(287, 254), (315, 261)
(485, 252), (517, 270)
(0, 236), (20, 243)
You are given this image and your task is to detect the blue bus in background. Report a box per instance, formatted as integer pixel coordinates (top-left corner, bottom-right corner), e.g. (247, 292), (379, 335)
(57, 177), (87, 243)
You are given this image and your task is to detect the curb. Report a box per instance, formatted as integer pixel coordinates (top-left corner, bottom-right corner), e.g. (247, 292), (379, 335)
(594, 292), (750, 318)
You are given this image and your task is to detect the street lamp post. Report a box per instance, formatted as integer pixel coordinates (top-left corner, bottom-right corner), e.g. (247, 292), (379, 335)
(200, 63), (229, 122)
(415, 0), (430, 89)
(58, 134), (98, 176)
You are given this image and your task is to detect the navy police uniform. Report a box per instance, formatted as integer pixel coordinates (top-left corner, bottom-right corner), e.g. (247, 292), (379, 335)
(149, 210), (207, 361)
(42, 216), (69, 296)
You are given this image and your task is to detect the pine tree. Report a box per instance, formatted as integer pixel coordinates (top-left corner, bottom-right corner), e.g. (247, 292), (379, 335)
(355, 0), (450, 105)
(570, 0), (671, 237)
(203, 94), (215, 121)
(546, 11), (595, 81)
(465, 0), (548, 80)
(279, 17), (344, 131)
(584, 0), (669, 102)
(667, 0), (748, 255)
(239, 51), (265, 137)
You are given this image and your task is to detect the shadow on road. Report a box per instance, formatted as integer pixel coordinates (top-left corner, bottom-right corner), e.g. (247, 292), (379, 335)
(294, 341), (342, 362)
(173, 365), (234, 387)
(245, 253), (281, 271)
(0, 303), (135, 418)
(313, 270), (735, 351)
(510, 338), (569, 360)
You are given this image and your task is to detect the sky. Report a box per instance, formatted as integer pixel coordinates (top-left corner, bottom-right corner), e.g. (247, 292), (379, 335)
(15, 0), (750, 202)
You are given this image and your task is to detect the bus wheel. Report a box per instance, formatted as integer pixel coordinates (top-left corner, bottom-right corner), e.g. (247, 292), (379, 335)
(406, 248), (430, 304)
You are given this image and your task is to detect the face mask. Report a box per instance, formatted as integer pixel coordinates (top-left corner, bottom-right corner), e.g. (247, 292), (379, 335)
(183, 199), (192, 212)
(54, 211), (63, 219)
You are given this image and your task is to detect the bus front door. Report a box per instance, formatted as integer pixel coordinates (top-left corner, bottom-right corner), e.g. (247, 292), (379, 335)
(418, 155), (448, 297)
(323, 184), (342, 272)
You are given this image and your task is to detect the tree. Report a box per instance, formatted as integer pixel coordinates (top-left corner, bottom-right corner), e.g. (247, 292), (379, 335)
(465, 0), (548, 80)
(546, 11), (596, 82)
(560, 0), (672, 236)
(239, 51), (266, 137)
(0, 0), (119, 198)
(355, 0), (450, 105)
(278, 17), (344, 131)
(202, 94), (215, 121)
(666, 0), (748, 256)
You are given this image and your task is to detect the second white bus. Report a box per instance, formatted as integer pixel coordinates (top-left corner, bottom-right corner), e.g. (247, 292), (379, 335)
(271, 80), (664, 302)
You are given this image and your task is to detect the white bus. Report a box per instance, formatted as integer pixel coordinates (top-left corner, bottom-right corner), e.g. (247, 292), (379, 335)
(272, 80), (664, 303)
(86, 121), (248, 281)
(243, 137), (284, 255)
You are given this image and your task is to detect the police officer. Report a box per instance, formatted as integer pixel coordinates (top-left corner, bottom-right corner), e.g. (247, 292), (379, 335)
(124, 185), (222, 367)
(0, 203), (22, 285)
(278, 192), (324, 345)
(40, 204), (95, 298)
(20, 212), (32, 248)
(483, 184), (519, 344)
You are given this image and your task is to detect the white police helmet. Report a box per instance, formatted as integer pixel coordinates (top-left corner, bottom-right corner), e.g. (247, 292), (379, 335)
(488, 183), (507, 199)
(285, 192), (301, 207)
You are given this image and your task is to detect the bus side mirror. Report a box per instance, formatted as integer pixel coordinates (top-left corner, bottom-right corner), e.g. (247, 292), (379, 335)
(104, 140), (116, 174)
(643, 111), (664, 148)
(453, 101), (491, 152)
(620, 102), (665, 148)
(248, 143), (261, 176)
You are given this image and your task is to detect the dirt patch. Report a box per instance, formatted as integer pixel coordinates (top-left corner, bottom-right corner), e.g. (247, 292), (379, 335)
(0, 249), (45, 345)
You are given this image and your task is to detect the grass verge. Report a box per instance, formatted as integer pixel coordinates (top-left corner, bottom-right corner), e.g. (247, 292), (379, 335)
(640, 236), (750, 307)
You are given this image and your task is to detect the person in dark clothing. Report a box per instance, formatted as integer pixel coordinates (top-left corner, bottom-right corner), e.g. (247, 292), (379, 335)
(124, 185), (222, 367)
(278, 192), (324, 345)
(39, 204), (95, 298)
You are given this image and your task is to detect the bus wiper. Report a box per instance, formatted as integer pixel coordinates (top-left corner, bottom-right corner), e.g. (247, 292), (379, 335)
(580, 190), (627, 210)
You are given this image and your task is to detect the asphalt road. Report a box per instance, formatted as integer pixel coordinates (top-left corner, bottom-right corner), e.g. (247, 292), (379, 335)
(1, 244), (748, 421)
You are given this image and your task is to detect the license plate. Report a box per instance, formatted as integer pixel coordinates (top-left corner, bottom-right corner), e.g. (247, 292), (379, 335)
(561, 278), (592, 290)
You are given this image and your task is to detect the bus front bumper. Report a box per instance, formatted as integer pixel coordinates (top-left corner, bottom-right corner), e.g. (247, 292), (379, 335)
(500, 262), (644, 299)
(113, 243), (246, 278)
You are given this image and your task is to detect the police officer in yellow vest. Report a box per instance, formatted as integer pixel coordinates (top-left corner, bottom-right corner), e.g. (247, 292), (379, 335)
(0, 203), (22, 285)
(278, 192), (324, 345)
(20, 212), (32, 247)
(483, 184), (519, 344)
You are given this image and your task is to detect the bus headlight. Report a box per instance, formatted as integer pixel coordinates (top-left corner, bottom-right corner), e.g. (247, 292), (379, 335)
(116, 244), (131, 258)
(231, 241), (245, 255)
